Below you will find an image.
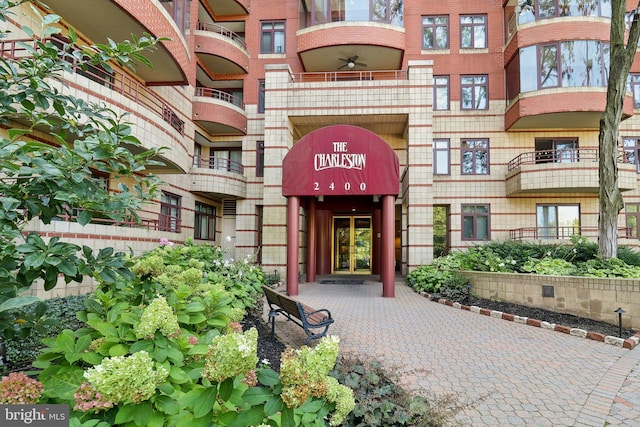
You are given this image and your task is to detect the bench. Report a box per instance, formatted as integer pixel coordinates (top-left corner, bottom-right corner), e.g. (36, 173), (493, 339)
(263, 286), (334, 345)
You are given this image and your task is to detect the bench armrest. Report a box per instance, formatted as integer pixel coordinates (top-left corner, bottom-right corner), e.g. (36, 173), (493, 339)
(303, 308), (334, 326)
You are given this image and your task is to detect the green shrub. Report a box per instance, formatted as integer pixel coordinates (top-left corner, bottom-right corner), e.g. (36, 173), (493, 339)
(576, 257), (640, 278)
(521, 257), (577, 276)
(618, 246), (640, 266)
(330, 357), (460, 427)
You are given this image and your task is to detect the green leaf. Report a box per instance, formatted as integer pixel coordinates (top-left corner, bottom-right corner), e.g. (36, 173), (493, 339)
(7, 128), (32, 139)
(55, 330), (76, 354)
(114, 404), (136, 424)
(229, 406), (266, 427)
(241, 387), (271, 405)
(0, 296), (40, 313)
(108, 343), (129, 357)
(218, 378), (234, 401)
(154, 395), (179, 415)
(193, 387), (217, 419)
(281, 406), (295, 427)
(77, 210), (92, 226)
(133, 401), (153, 426)
(264, 396), (283, 417)
(257, 368), (281, 387)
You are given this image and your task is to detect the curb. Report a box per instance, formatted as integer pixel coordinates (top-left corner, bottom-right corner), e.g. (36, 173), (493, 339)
(416, 291), (640, 350)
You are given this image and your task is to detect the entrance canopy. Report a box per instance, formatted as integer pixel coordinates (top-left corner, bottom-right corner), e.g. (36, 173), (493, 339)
(282, 125), (399, 196)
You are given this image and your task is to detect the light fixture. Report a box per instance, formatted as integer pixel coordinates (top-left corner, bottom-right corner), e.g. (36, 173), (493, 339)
(347, 61), (355, 69)
(317, 195), (324, 202)
(373, 195), (380, 203)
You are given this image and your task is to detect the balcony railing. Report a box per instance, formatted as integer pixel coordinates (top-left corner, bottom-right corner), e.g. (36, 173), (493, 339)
(56, 211), (182, 233)
(193, 155), (244, 175)
(292, 70), (407, 83)
(509, 226), (632, 240)
(195, 87), (244, 109)
(0, 38), (185, 135)
(507, 148), (632, 172)
(196, 21), (246, 49)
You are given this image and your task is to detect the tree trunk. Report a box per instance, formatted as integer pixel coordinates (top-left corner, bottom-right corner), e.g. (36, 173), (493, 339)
(598, 1), (640, 258)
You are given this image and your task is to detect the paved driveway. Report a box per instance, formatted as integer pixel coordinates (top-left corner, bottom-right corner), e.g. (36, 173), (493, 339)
(267, 279), (640, 426)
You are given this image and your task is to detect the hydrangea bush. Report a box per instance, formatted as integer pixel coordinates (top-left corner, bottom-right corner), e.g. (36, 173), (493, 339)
(32, 241), (354, 426)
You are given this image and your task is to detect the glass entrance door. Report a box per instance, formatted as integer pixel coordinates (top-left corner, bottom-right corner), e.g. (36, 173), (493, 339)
(333, 216), (371, 274)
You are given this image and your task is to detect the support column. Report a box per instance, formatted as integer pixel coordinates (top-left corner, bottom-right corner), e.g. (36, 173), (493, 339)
(381, 195), (395, 297)
(306, 197), (317, 283)
(287, 196), (300, 296)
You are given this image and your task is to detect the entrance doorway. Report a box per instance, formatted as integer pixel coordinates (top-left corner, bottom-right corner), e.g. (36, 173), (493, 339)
(332, 216), (372, 274)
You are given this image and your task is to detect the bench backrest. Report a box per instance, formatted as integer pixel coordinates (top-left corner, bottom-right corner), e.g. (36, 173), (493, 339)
(264, 287), (303, 320)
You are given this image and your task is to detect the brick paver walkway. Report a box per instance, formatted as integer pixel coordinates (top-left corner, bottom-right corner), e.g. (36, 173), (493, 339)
(266, 277), (640, 426)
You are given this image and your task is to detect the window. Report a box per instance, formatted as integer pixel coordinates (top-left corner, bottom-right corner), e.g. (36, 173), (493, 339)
(538, 0), (611, 19)
(623, 137), (640, 172)
(462, 205), (490, 241)
(160, 0), (191, 35)
(194, 202), (216, 241)
(625, 203), (640, 239)
(461, 75), (488, 110)
(256, 141), (265, 177)
(535, 138), (578, 164)
(434, 76), (449, 110)
(628, 74), (640, 108)
(460, 15), (486, 49)
(461, 139), (489, 174)
(193, 143), (202, 167)
(210, 150), (243, 174)
(260, 21), (285, 54)
(258, 79), (266, 113)
(536, 204), (579, 239)
(433, 139), (450, 175)
(422, 16), (448, 49)
(160, 192), (181, 232)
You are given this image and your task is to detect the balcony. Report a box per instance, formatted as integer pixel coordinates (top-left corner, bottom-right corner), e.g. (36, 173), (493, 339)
(41, 0), (188, 84)
(191, 156), (247, 199)
(509, 226), (632, 241)
(506, 148), (638, 195)
(202, 0), (248, 16)
(195, 22), (249, 75)
(193, 87), (247, 135)
(0, 38), (187, 173)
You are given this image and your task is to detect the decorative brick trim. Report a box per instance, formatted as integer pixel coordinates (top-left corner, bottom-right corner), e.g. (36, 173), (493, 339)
(415, 290), (640, 350)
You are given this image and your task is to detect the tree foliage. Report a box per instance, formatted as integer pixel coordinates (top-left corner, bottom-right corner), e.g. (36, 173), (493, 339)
(0, 0), (165, 340)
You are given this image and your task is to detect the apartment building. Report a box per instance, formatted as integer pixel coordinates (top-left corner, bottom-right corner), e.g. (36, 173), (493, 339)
(5, 0), (640, 297)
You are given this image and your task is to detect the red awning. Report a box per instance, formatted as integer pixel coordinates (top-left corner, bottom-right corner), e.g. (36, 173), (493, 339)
(282, 125), (399, 197)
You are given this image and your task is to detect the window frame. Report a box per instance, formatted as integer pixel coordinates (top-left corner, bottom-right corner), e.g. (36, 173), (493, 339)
(536, 204), (580, 239)
(628, 74), (640, 109)
(460, 75), (488, 110)
(159, 191), (182, 233)
(433, 139), (450, 175)
(422, 15), (449, 50)
(260, 21), (285, 54)
(460, 14), (487, 49)
(461, 138), (489, 175)
(258, 79), (266, 113)
(194, 201), (216, 241)
(623, 136), (640, 172)
(461, 204), (490, 241)
(625, 203), (640, 239)
(434, 75), (450, 110)
(256, 141), (265, 177)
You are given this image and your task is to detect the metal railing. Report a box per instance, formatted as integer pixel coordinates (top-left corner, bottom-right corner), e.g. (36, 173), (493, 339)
(195, 87), (244, 109)
(196, 21), (246, 49)
(193, 155), (244, 175)
(509, 226), (632, 240)
(507, 148), (632, 172)
(0, 38), (185, 135)
(292, 70), (408, 83)
(56, 211), (182, 233)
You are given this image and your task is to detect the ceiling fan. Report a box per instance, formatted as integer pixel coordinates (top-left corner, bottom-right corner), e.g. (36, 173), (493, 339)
(337, 55), (367, 70)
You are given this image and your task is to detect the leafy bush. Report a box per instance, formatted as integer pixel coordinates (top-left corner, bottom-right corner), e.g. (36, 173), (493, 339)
(330, 357), (459, 427)
(576, 257), (640, 278)
(3, 294), (88, 368)
(617, 246), (640, 266)
(32, 242), (353, 426)
(522, 257), (577, 276)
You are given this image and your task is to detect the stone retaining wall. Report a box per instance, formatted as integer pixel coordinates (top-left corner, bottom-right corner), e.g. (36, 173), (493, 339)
(458, 272), (640, 330)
